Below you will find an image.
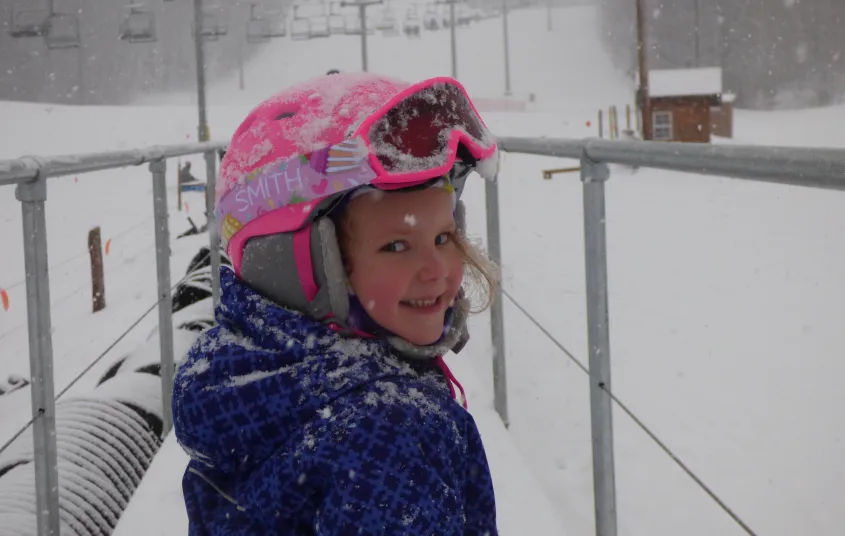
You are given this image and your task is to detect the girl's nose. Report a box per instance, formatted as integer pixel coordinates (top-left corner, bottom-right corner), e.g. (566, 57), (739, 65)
(417, 247), (449, 283)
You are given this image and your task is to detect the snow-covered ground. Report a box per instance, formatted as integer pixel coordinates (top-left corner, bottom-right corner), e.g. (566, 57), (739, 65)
(4, 4), (845, 535)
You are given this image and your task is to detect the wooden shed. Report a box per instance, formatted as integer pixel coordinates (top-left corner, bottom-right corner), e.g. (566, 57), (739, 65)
(710, 92), (735, 139)
(644, 68), (729, 143)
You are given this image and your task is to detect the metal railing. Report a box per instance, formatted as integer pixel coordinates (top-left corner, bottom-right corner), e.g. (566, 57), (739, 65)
(0, 141), (226, 536)
(4, 136), (845, 536)
(487, 137), (845, 536)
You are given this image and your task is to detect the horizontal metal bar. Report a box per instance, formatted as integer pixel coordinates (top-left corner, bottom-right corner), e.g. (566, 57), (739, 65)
(585, 138), (845, 191)
(497, 137), (845, 192)
(497, 137), (585, 159)
(0, 141), (228, 186)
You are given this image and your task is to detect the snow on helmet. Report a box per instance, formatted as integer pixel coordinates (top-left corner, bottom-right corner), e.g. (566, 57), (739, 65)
(215, 72), (498, 357)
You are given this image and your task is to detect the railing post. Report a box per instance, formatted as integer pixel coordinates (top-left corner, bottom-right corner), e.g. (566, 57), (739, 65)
(580, 150), (617, 536)
(16, 171), (61, 536)
(150, 158), (175, 435)
(485, 175), (509, 427)
(203, 150), (220, 307)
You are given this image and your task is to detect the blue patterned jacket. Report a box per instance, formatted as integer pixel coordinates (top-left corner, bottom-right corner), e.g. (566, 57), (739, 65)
(172, 268), (498, 535)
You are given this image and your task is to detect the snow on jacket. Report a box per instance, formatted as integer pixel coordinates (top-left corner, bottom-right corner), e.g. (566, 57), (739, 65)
(172, 268), (498, 535)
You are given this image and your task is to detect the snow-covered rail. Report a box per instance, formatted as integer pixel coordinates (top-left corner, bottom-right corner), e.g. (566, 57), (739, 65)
(495, 136), (845, 536)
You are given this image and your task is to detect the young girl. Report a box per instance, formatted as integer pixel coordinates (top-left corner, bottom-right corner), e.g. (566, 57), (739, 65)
(172, 72), (500, 535)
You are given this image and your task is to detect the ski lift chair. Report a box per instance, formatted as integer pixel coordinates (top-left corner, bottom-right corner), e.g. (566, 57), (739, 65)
(403, 24), (421, 37)
(119, 5), (156, 43)
(382, 22), (399, 36)
(328, 13), (344, 34)
(246, 18), (271, 43)
(403, 14), (421, 38)
(45, 12), (81, 49)
(309, 16), (331, 38)
(290, 17), (311, 40)
(344, 13), (362, 35)
(267, 15), (287, 38)
(376, 10), (395, 31)
(194, 12), (227, 41)
(246, 3), (273, 43)
(327, 2), (345, 34)
(378, 12), (399, 36)
(7, 8), (48, 38)
(423, 6), (439, 31)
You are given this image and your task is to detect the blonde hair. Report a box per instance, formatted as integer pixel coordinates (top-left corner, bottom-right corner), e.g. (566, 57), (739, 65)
(452, 231), (499, 314)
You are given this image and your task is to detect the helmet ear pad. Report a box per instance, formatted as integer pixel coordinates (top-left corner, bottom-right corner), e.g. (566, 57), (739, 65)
(239, 217), (349, 325)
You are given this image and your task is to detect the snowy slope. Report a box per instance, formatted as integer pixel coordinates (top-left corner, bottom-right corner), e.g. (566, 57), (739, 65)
(135, 5), (633, 117)
(3, 4), (845, 536)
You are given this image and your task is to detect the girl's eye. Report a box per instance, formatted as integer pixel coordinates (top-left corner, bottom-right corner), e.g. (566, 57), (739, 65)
(381, 241), (408, 253)
(435, 233), (452, 246)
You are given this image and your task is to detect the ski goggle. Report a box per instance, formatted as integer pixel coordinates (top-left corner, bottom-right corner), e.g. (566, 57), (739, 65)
(353, 77), (498, 186)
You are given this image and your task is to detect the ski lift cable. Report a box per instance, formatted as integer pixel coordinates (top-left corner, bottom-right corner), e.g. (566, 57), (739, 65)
(500, 288), (758, 536)
(0, 250), (215, 458)
(1, 216), (155, 295)
(0, 240), (159, 344)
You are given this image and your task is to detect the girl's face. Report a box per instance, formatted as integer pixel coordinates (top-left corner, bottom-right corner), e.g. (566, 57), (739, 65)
(343, 187), (464, 346)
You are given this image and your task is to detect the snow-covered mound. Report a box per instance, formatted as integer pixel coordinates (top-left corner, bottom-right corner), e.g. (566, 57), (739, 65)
(0, 385), (162, 534)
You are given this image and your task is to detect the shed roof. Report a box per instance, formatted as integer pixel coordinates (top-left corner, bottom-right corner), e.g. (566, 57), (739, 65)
(645, 67), (723, 98)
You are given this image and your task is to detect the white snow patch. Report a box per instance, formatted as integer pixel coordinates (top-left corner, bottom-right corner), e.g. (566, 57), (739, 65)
(221, 363), (293, 388)
(245, 138), (274, 167)
(475, 147), (500, 181)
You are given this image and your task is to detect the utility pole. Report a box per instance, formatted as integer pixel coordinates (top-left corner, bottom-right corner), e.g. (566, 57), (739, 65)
(76, 37), (86, 105)
(502, 0), (512, 95)
(238, 38), (245, 91)
(547, 0), (552, 32)
(635, 0), (650, 140)
(437, 0), (460, 78)
(693, 0), (700, 68)
(342, 0), (383, 72)
(193, 0), (209, 142)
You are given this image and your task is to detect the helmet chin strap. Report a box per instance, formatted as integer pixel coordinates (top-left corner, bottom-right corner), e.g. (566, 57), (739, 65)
(384, 294), (471, 360)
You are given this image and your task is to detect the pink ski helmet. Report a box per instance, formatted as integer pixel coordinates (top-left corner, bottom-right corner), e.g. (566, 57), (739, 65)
(215, 72), (498, 356)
